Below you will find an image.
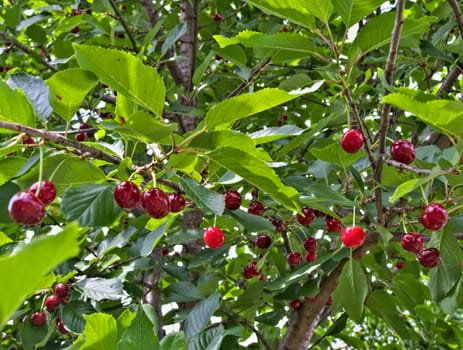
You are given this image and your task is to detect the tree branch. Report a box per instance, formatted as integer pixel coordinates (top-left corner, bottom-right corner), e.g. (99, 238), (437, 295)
(109, 0), (138, 52)
(374, 0), (406, 225)
(384, 157), (460, 175)
(227, 57), (273, 99)
(448, 0), (463, 39)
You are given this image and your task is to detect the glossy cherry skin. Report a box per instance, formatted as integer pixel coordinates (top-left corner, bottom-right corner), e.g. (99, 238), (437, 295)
(326, 216), (342, 232)
(390, 140), (416, 164)
(341, 129), (364, 153)
(341, 226), (365, 248)
(400, 232), (424, 254)
(305, 251), (317, 263)
(421, 203), (448, 231)
(8, 191), (46, 226)
(242, 261), (260, 279)
(29, 180), (56, 206)
(54, 283), (70, 298)
(203, 226), (224, 249)
(31, 312), (46, 326)
(289, 299), (302, 310)
(255, 234), (272, 249)
(287, 252), (302, 267)
(56, 317), (68, 334)
(418, 248), (441, 268)
(45, 295), (60, 313)
(142, 188), (170, 218)
(75, 132), (85, 142)
(224, 190), (242, 210)
(114, 181), (142, 209)
(22, 137), (35, 145)
(169, 193), (186, 213)
(303, 237), (317, 253)
(396, 261), (404, 270)
(297, 207), (315, 226)
(269, 217), (287, 233)
(248, 200), (265, 216)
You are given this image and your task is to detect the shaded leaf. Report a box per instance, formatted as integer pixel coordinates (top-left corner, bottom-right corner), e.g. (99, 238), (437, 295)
(188, 324), (224, 350)
(180, 178), (225, 215)
(184, 292), (220, 340)
(229, 210), (276, 233)
(62, 301), (97, 334)
(76, 277), (126, 301)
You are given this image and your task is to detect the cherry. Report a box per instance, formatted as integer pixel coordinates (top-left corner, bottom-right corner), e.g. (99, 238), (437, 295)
(303, 237), (317, 253)
(297, 207), (315, 226)
(22, 137), (35, 145)
(341, 226), (365, 248)
(45, 295), (60, 313)
(8, 191), (46, 226)
(71, 9), (82, 16)
(54, 283), (70, 298)
(305, 251), (317, 263)
(248, 200), (265, 216)
(287, 252), (302, 267)
(56, 317), (68, 334)
(169, 193), (186, 212)
(400, 232), (423, 254)
(142, 188), (170, 219)
(255, 234), (272, 249)
(214, 13), (223, 22)
(269, 217), (287, 232)
(31, 312), (46, 326)
(161, 247), (169, 256)
(242, 261), (260, 279)
(418, 247), (441, 268)
(395, 261), (404, 270)
(341, 129), (364, 153)
(281, 26), (289, 32)
(71, 26), (80, 34)
(114, 181), (142, 209)
(224, 190), (242, 210)
(289, 299), (302, 310)
(29, 180), (56, 206)
(75, 132), (85, 142)
(203, 226), (224, 249)
(326, 216), (342, 232)
(421, 203), (448, 231)
(313, 209), (325, 217)
(390, 140), (415, 164)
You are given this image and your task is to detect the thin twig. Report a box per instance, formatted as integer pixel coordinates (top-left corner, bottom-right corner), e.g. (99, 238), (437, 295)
(448, 0), (463, 38)
(384, 158), (460, 175)
(108, 0), (138, 52)
(227, 57), (272, 98)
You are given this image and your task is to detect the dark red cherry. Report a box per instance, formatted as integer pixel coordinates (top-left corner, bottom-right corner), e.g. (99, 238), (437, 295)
(390, 140), (415, 165)
(8, 191), (46, 226)
(421, 203), (448, 231)
(303, 237), (317, 253)
(29, 180), (56, 206)
(114, 181), (142, 209)
(248, 200), (265, 216)
(255, 234), (272, 249)
(224, 190), (242, 210)
(418, 248), (441, 268)
(400, 232), (424, 254)
(297, 207), (315, 226)
(31, 312), (46, 326)
(287, 252), (302, 267)
(326, 216), (342, 232)
(45, 295), (60, 313)
(142, 188), (170, 218)
(54, 283), (70, 298)
(169, 193), (186, 212)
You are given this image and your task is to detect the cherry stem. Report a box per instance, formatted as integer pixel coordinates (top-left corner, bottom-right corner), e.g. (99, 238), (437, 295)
(151, 171), (156, 188)
(352, 206), (356, 226)
(35, 146), (44, 197)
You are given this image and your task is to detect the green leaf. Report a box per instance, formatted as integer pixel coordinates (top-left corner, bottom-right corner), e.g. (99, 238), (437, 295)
(188, 324), (225, 350)
(184, 292), (220, 340)
(165, 282), (202, 303)
(0, 223), (80, 329)
(77, 313), (118, 350)
(193, 52), (214, 86)
(429, 224), (463, 303)
(0, 182), (20, 223)
(311, 142), (366, 168)
(74, 44), (166, 116)
(116, 305), (159, 350)
(62, 301), (97, 334)
(305, 183), (355, 207)
(206, 147), (300, 212)
(160, 333), (187, 350)
(383, 89), (463, 140)
(243, 0), (315, 28)
(139, 223), (166, 256)
(46, 68), (98, 121)
(331, 0), (384, 26)
(161, 22), (187, 56)
(76, 277), (126, 301)
(0, 80), (35, 128)
(180, 178), (225, 215)
(61, 184), (121, 227)
(8, 73), (53, 120)
(214, 31), (320, 63)
(392, 273), (428, 312)
(229, 210), (276, 233)
(374, 224), (393, 243)
(0, 156), (26, 186)
(115, 111), (178, 144)
(388, 167), (442, 203)
(248, 125), (303, 144)
(332, 259), (368, 323)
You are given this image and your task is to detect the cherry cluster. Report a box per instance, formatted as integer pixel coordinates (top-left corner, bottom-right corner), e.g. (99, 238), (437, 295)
(75, 122), (94, 142)
(114, 181), (186, 219)
(8, 180), (56, 226)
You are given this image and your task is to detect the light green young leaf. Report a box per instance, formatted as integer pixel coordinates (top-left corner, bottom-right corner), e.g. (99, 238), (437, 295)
(248, 125), (303, 144)
(0, 223), (80, 329)
(332, 259), (368, 323)
(185, 292), (220, 340)
(0, 80), (36, 129)
(46, 68), (98, 121)
(206, 147), (300, 212)
(0, 157), (26, 186)
(311, 142), (366, 168)
(74, 44), (166, 116)
(389, 167), (442, 203)
(331, 0), (384, 26)
(77, 313), (119, 350)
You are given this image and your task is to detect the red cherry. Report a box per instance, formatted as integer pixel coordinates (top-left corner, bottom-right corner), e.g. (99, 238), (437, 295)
(56, 317), (68, 334)
(214, 13), (223, 22)
(326, 296), (333, 306)
(161, 247), (169, 256)
(8, 191), (46, 226)
(169, 193), (186, 212)
(22, 137), (35, 145)
(203, 226), (224, 249)
(269, 217), (287, 233)
(31, 312), (46, 326)
(54, 283), (70, 298)
(297, 207), (315, 226)
(305, 251), (317, 263)
(248, 200), (265, 216)
(29, 180), (56, 206)
(418, 248), (441, 268)
(341, 226), (365, 248)
(72, 9), (82, 16)
(255, 234), (272, 249)
(395, 261), (404, 270)
(45, 295), (60, 313)
(281, 26), (289, 32)
(224, 190), (242, 210)
(421, 203), (448, 231)
(341, 129), (364, 153)
(75, 132), (85, 142)
(142, 188), (170, 218)
(287, 252), (302, 267)
(390, 140), (415, 164)
(242, 261), (260, 279)
(289, 299), (302, 310)
(400, 232), (424, 254)
(313, 209), (325, 217)
(114, 181), (142, 209)
(303, 237), (317, 253)
(326, 216), (342, 232)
